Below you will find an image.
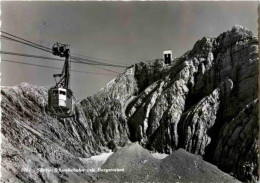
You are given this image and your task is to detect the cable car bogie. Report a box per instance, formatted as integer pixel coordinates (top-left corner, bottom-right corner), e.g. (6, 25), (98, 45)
(52, 43), (70, 58)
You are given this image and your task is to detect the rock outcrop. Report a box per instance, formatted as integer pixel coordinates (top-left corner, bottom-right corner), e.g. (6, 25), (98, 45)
(98, 143), (240, 183)
(1, 25), (258, 182)
(1, 83), (103, 183)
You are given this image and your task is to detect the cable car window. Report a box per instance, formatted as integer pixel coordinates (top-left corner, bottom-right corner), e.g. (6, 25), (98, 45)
(60, 91), (66, 95)
(53, 90), (58, 95)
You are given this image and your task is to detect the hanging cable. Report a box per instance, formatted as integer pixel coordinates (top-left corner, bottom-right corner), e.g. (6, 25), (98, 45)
(0, 50), (64, 61)
(1, 31), (52, 51)
(0, 50), (123, 68)
(1, 30), (152, 75)
(1, 31), (128, 67)
(2, 59), (117, 76)
(70, 55), (127, 68)
(1, 35), (52, 53)
(1, 35), (127, 73)
(0, 50), (122, 74)
(1, 35), (126, 68)
(71, 52), (127, 66)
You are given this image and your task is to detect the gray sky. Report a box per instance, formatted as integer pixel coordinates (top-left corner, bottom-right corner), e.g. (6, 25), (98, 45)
(1, 1), (258, 100)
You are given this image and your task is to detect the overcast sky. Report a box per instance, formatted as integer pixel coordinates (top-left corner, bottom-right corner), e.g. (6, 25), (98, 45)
(1, 1), (258, 100)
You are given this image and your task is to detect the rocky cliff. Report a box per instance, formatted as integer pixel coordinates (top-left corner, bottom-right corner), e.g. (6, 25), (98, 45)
(1, 25), (258, 183)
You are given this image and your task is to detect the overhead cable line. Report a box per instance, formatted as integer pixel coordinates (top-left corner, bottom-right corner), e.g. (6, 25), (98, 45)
(0, 50), (122, 74)
(1, 50), (122, 74)
(1, 31), (128, 67)
(0, 50), (64, 61)
(1, 30), (52, 51)
(1, 35), (52, 53)
(2, 59), (117, 76)
(71, 52), (127, 66)
(70, 56), (127, 68)
(80, 61), (120, 74)
(1, 35), (127, 72)
(1, 31), (127, 74)
(0, 51), (122, 67)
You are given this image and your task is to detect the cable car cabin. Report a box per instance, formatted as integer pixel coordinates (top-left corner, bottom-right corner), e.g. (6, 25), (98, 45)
(52, 43), (70, 58)
(47, 87), (73, 118)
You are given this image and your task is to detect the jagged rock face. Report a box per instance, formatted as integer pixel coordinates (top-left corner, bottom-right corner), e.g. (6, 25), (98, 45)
(1, 83), (104, 182)
(178, 85), (221, 155)
(213, 99), (259, 182)
(1, 25), (258, 183)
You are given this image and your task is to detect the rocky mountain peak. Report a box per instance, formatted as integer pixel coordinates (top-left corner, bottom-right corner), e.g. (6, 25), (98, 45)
(230, 24), (254, 37)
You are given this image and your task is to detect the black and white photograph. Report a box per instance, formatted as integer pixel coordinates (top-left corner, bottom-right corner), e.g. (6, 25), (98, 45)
(0, 1), (259, 183)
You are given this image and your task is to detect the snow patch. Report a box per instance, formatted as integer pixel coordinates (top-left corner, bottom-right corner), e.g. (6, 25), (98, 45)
(90, 152), (114, 162)
(79, 152), (114, 165)
(152, 153), (169, 159)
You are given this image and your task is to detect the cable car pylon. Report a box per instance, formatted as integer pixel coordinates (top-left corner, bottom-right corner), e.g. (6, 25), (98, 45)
(47, 43), (74, 118)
